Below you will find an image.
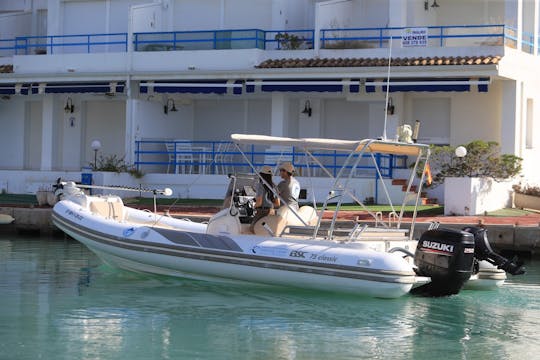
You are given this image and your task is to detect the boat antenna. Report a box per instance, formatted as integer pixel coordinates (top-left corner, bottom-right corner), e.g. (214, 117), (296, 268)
(382, 33), (393, 140)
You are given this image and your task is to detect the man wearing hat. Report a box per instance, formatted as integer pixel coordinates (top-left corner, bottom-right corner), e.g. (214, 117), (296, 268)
(249, 165), (279, 233)
(277, 162), (301, 210)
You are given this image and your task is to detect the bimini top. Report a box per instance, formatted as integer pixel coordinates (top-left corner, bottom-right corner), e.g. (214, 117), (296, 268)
(231, 134), (429, 157)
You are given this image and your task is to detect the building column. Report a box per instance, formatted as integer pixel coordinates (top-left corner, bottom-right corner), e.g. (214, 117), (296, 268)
(270, 93), (288, 136)
(124, 79), (138, 165)
(534, 0), (539, 55)
(41, 96), (54, 171)
(500, 80), (521, 156)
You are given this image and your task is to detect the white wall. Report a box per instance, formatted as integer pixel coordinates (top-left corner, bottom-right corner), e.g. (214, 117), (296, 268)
(351, 0), (389, 28)
(61, 0), (148, 35)
(84, 100), (126, 167)
(0, 99), (25, 169)
(224, 0), (272, 29)
(411, 97), (450, 144)
(435, 0), (505, 26)
(59, 96), (84, 171)
(444, 177), (513, 215)
(450, 82), (502, 146)
(26, 101), (43, 170)
(194, 99), (256, 140)
(323, 99), (371, 139)
(0, 11), (31, 41)
(134, 98), (193, 139)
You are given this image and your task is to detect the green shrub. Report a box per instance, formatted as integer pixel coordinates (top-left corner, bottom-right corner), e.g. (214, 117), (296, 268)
(275, 33), (304, 50)
(425, 140), (522, 187)
(92, 154), (144, 178)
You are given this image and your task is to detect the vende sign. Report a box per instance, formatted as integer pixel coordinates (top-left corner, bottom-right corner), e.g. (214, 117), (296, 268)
(401, 27), (428, 47)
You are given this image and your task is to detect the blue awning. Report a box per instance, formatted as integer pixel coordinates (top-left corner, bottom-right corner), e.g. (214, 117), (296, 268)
(30, 82), (125, 94)
(140, 80), (243, 94)
(366, 78), (490, 93)
(245, 79), (359, 93)
(0, 83), (30, 95)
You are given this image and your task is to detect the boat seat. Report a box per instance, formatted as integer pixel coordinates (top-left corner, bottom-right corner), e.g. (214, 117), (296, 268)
(253, 213), (288, 237)
(282, 205), (318, 227)
(253, 206), (317, 237)
(89, 200), (124, 221)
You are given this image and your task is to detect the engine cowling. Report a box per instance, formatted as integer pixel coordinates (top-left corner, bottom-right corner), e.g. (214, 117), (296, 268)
(413, 228), (475, 296)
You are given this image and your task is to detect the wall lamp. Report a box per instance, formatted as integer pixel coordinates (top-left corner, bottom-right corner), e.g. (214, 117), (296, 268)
(386, 97), (395, 115)
(164, 98), (178, 114)
(64, 97), (74, 113)
(424, 0), (440, 10)
(301, 100), (312, 117)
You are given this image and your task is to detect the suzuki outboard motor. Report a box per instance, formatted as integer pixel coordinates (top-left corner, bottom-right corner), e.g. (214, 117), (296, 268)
(413, 228), (475, 296)
(462, 226), (525, 276)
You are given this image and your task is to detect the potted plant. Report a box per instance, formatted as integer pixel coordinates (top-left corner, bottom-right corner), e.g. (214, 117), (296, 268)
(513, 182), (540, 211)
(93, 154), (144, 179)
(424, 141), (522, 215)
(274, 33), (304, 50)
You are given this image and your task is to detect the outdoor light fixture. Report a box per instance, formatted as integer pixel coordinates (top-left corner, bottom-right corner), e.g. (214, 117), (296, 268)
(91, 140), (102, 169)
(455, 146), (467, 158)
(424, 0), (439, 10)
(64, 97), (74, 113)
(386, 97), (395, 115)
(301, 100), (312, 117)
(164, 98), (178, 114)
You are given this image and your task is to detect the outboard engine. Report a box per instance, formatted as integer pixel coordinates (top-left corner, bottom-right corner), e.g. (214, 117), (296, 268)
(413, 228), (476, 296)
(462, 226), (525, 276)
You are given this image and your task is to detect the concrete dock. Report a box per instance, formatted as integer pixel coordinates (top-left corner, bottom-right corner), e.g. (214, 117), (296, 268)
(1, 206), (539, 255)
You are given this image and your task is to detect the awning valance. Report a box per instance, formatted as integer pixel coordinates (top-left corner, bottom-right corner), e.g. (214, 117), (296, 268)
(245, 79), (359, 93)
(365, 77), (490, 93)
(31, 82), (125, 94)
(140, 80), (243, 94)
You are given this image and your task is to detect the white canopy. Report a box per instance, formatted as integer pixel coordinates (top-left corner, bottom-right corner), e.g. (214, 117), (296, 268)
(231, 134), (428, 156)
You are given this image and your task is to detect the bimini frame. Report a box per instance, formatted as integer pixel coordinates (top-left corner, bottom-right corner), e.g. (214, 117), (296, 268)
(231, 134), (431, 241)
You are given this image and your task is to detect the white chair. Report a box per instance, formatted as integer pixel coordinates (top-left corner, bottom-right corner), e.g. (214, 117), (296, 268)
(213, 142), (234, 174)
(166, 141), (194, 174)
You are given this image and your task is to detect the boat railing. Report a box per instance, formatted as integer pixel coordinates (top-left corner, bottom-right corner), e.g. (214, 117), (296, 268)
(4, 24), (537, 56)
(133, 139), (407, 178)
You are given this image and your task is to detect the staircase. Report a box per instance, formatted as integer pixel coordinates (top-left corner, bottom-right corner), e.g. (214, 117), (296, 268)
(391, 179), (438, 205)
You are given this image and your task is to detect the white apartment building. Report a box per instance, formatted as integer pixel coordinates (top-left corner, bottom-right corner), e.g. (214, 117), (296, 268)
(0, 0), (538, 204)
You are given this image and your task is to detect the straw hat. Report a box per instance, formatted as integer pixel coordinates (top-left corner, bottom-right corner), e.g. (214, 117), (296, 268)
(279, 162), (295, 174)
(259, 165), (273, 175)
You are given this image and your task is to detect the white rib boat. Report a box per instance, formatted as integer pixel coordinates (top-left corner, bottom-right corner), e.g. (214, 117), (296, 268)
(52, 135), (524, 298)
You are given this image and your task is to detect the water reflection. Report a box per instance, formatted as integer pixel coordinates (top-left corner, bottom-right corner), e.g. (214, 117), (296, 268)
(1, 234), (539, 360)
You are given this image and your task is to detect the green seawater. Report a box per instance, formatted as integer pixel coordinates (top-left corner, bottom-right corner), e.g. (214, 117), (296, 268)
(0, 234), (539, 360)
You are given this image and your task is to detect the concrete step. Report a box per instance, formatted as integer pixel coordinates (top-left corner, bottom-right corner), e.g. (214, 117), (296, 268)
(392, 179), (407, 186)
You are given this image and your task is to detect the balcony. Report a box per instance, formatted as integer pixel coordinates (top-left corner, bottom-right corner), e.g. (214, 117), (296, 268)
(1, 24), (535, 57)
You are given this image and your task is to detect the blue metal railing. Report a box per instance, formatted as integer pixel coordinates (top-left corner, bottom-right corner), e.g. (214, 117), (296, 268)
(13, 33), (128, 55)
(133, 29), (266, 51)
(320, 24), (506, 49)
(3, 24), (538, 56)
(133, 139), (407, 178)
